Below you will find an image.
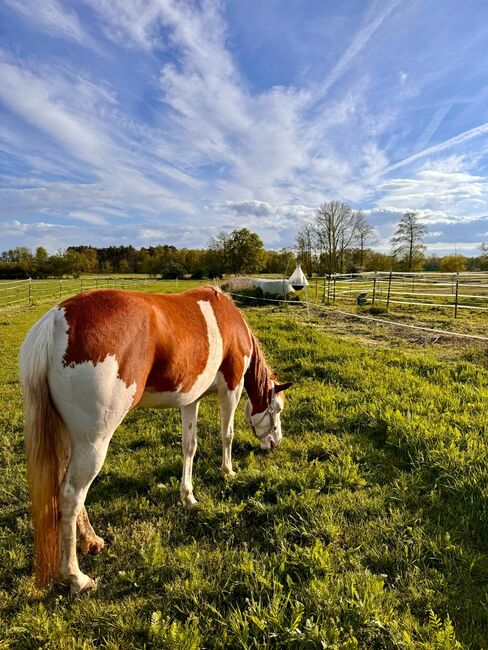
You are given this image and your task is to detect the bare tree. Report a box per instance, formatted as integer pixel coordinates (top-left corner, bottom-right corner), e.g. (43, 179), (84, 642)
(391, 212), (427, 271)
(356, 218), (375, 269)
(313, 201), (366, 275)
(296, 223), (315, 276)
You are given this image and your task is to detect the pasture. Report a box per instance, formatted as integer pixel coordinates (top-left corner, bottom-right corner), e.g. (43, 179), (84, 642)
(1, 283), (488, 648)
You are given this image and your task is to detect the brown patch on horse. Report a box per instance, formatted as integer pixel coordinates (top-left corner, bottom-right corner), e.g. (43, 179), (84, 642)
(61, 289), (215, 404)
(244, 332), (276, 414)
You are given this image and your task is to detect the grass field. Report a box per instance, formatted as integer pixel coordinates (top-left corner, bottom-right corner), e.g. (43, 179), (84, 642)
(1, 283), (488, 648)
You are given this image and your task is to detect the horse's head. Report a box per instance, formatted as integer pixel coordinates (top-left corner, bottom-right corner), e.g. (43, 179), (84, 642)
(245, 381), (293, 450)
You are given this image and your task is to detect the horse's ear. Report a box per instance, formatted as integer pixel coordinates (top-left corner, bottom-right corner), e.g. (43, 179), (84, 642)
(274, 382), (293, 394)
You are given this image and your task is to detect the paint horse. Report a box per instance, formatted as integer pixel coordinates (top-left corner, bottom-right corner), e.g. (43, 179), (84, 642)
(20, 286), (291, 594)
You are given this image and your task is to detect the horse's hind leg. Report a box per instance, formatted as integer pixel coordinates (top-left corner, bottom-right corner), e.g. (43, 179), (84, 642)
(77, 507), (105, 555)
(57, 434), (112, 594)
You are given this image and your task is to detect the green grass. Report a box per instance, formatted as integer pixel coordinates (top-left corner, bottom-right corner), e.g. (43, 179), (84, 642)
(1, 289), (488, 648)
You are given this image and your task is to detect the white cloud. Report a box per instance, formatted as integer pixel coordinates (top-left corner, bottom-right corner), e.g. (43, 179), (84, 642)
(3, 0), (98, 50)
(315, 0), (402, 100)
(382, 121), (488, 174)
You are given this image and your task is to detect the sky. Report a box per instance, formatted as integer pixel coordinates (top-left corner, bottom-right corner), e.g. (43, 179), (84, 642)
(1, 0), (488, 255)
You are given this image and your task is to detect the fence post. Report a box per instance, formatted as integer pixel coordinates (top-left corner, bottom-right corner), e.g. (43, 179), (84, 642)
(80, 277), (83, 293)
(315, 276), (318, 300)
(59, 279), (62, 299)
(333, 276), (337, 304)
(386, 271), (392, 311)
(327, 275), (331, 305)
(322, 276), (326, 303)
(454, 273), (459, 318)
(28, 277), (32, 307)
(372, 272), (377, 306)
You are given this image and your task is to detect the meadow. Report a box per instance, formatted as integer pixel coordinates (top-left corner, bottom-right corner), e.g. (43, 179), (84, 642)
(1, 281), (488, 648)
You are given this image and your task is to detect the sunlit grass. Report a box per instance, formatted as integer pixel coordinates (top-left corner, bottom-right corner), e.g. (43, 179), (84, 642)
(0, 291), (486, 647)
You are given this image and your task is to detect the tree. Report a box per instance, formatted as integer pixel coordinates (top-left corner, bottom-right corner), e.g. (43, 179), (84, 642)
(226, 228), (266, 275)
(391, 212), (427, 272)
(161, 261), (187, 279)
(208, 228), (265, 276)
(296, 223), (315, 276)
(356, 219), (375, 269)
(302, 201), (368, 275)
(439, 255), (467, 272)
(207, 232), (230, 277)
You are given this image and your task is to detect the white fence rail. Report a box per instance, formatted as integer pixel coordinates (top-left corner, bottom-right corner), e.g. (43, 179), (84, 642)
(0, 276), (154, 310)
(311, 271), (488, 317)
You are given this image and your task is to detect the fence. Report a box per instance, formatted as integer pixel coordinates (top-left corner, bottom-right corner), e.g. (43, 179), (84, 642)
(0, 276), (155, 310)
(3, 272), (488, 317)
(311, 271), (488, 317)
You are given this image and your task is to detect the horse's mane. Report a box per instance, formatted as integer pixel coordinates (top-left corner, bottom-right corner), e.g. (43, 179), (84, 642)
(247, 331), (276, 399)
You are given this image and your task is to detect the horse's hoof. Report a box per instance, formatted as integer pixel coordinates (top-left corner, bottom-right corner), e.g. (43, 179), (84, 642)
(70, 574), (96, 596)
(181, 493), (197, 509)
(222, 468), (236, 478)
(81, 535), (105, 555)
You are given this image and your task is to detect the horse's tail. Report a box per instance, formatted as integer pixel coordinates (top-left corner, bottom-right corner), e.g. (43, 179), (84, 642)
(20, 308), (68, 587)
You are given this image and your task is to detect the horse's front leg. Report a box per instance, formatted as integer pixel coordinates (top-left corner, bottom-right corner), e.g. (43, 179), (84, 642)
(218, 381), (244, 477)
(180, 400), (200, 509)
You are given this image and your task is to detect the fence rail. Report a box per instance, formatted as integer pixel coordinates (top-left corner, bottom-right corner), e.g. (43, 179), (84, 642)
(0, 276), (156, 310)
(311, 271), (488, 317)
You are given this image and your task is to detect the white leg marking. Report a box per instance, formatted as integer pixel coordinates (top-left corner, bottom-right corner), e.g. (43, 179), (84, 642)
(180, 401), (199, 508)
(217, 374), (244, 477)
(57, 434), (112, 594)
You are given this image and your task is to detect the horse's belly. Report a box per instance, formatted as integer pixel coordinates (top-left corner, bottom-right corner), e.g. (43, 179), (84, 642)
(138, 375), (219, 408)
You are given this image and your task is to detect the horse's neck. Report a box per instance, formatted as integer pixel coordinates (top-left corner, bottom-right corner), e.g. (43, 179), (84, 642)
(244, 344), (273, 413)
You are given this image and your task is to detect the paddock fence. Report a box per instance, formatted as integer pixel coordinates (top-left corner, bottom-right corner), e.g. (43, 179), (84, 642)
(0, 276), (159, 310)
(310, 271), (488, 317)
(2, 272), (488, 318)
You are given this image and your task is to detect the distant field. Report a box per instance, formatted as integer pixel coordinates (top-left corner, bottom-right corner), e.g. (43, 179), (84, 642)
(1, 287), (488, 647)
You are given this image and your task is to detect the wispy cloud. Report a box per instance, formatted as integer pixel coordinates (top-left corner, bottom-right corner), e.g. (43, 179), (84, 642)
(315, 0), (402, 100)
(1, 0), (488, 255)
(382, 122), (488, 175)
(3, 0), (99, 50)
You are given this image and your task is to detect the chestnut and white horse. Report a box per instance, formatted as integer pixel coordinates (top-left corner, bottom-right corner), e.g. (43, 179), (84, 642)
(20, 286), (291, 594)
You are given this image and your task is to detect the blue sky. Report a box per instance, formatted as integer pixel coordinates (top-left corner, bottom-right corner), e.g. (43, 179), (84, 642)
(1, 0), (488, 255)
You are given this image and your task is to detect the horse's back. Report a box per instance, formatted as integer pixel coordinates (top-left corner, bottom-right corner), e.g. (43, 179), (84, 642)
(44, 287), (250, 423)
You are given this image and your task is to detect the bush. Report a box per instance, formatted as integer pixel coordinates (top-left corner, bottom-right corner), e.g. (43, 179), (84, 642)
(160, 262), (188, 279)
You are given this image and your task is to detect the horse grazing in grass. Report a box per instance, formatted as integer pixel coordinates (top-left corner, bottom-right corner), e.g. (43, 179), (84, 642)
(20, 286), (291, 594)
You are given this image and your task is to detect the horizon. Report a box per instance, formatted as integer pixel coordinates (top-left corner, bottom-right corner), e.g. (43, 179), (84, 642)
(1, 1), (488, 256)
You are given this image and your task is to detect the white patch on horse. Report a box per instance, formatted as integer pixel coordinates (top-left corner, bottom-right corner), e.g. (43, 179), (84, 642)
(47, 308), (137, 438)
(139, 300), (224, 409)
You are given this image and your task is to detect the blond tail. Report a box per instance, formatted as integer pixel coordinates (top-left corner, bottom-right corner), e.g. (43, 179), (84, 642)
(20, 308), (69, 587)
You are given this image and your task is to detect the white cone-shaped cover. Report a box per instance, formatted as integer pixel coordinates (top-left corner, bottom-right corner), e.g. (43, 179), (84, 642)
(288, 264), (309, 288)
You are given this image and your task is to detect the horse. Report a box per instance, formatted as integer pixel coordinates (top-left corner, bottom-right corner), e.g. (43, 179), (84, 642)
(19, 286), (292, 595)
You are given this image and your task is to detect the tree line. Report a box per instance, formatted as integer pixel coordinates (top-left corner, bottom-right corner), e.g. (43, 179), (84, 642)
(2, 207), (488, 279)
(0, 229), (292, 279)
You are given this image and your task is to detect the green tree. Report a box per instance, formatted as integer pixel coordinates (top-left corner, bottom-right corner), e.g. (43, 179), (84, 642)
(391, 212), (427, 271)
(439, 255), (467, 272)
(225, 228), (266, 275)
